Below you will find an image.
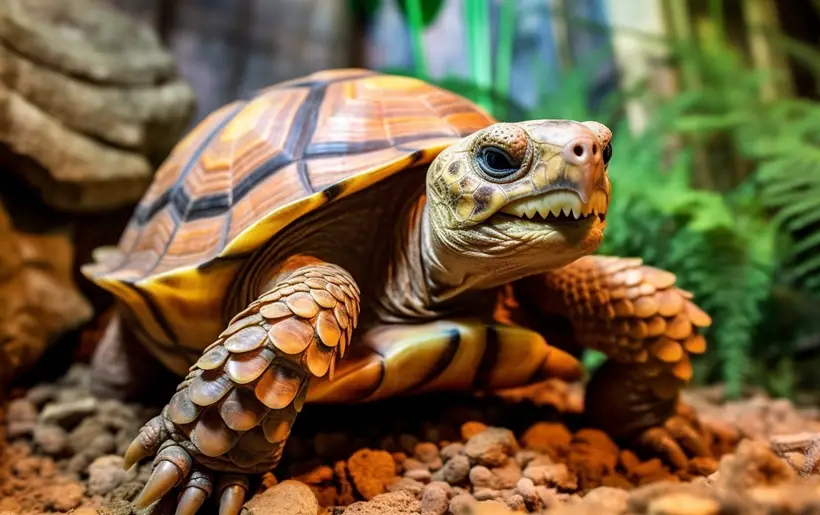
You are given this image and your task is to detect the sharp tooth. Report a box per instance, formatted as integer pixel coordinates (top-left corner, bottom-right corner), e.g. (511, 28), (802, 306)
(526, 205), (537, 218)
(571, 207), (581, 219)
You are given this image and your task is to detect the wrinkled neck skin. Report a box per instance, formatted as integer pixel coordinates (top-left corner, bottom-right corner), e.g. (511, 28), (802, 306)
(375, 197), (543, 324)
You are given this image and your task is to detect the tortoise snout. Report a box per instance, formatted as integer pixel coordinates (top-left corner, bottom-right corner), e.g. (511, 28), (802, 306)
(562, 137), (603, 167)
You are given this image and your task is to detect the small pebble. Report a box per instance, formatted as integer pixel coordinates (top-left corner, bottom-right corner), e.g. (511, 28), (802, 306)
(470, 465), (498, 489)
(461, 421), (488, 441)
(464, 428), (519, 468)
(242, 479), (318, 515)
(7, 399), (37, 438)
(514, 478), (538, 510)
(472, 487), (499, 501)
(33, 424), (68, 455)
(420, 483), (449, 515)
(440, 443), (464, 462)
(39, 398), (97, 429)
(415, 442), (443, 470)
(88, 455), (135, 495)
(387, 477), (425, 496)
(403, 458), (428, 471)
(492, 460), (522, 489)
(405, 468), (432, 483)
(503, 493), (526, 512)
(347, 449), (398, 500)
(449, 492), (476, 515)
(440, 454), (470, 484)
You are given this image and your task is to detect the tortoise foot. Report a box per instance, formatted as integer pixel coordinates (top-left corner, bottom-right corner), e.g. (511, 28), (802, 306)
(635, 402), (713, 470)
(126, 416), (252, 515)
(131, 437), (250, 515)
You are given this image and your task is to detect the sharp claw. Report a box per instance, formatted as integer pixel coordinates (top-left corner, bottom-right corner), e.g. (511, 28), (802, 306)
(134, 461), (184, 510)
(124, 438), (151, 470)
(639, 427), (688, 470)
(664, 416), (711, 457)
(175, 488), (209, 515)
(218, 485), (247, 515)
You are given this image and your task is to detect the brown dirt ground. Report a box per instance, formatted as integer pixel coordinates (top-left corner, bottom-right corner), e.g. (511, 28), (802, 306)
(2, 364), (820, 515)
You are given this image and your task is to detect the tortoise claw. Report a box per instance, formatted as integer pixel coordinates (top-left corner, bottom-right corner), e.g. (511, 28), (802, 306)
(636, 405), (713, 470)
(135, 461), (184, 510)
(175, 469), (214, 515)
(124, 415), (168, 470)
(217, 475), (250, 515)
(176, 488), (209, 515)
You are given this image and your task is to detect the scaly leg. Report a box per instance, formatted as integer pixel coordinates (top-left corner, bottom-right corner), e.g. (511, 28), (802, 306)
(514, 255), (714, 468)
(123, 259), (360, 515)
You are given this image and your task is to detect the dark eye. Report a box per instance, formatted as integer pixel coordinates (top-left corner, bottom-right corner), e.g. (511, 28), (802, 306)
(603, 142), (613, 165)
(478, 146), (520, 179)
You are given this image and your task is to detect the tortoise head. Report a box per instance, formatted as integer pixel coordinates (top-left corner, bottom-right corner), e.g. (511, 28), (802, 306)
(425, 120), (612, 289)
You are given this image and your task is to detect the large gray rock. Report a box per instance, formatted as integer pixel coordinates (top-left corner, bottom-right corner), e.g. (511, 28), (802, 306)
(0, 0), (195, 212)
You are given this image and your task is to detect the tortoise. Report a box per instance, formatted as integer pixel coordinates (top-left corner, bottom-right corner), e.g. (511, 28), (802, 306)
(81, 68), (714, 515)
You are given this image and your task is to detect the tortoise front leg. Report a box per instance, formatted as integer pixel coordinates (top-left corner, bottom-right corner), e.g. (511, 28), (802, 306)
(514, 255), (714, 468)
(123, 258), (359, 515)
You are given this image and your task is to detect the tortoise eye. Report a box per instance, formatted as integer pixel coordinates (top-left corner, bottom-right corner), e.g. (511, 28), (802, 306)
(477, 146), (520, 180)
(603, 142), (613, 165)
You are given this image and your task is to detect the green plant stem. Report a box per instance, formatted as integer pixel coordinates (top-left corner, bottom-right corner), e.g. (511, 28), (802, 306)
(708, 0), (725, 43)
(494, 0), (515, 120)
(406, 0), (428, 79)
(464, 0), (492, 112)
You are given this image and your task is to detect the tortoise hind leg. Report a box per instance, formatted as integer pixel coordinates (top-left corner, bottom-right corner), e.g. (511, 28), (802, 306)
(90, 310), (179, 401)
(514, 255), (719, 468)
(307, 318), (583, 404)
(124, 258), (360, 515)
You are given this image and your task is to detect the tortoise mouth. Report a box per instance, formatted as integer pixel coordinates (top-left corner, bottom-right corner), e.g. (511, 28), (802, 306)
(496, 190), (607, 225)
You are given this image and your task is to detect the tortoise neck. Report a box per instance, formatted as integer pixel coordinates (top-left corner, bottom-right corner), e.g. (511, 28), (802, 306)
(374, 195), (494, 323)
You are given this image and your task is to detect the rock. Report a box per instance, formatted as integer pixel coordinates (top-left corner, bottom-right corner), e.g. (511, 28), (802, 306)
(33, 424), (67, 455)
(420, 483), (449, 515)
(523, 463), (577, 490)
(464, 428), (519, 468)
(440, 443), (464, 462)
(521, 422), (572, 453)
(25, 384), (56, 406)
(415, 442), (443, 470)
(461, 421), (489, 441)
(514, 478), (538, 511)
(503, 493), (525, 511)
(646, 492), (721, 515)
(492, 460), (522, 489)
(39, 397), (97, 428)
(470, 466), (498, 489)
(242, 480), (318, 515)
(68, 418), (109, 455)
(440, 454), (471, 484)
(0, 0), (195, 212)
(88, 455), (135, 495)
(580, 486), (629, 514)
(403, 458), (428, 471)
(0, 202), (92, 387)
(405, 468), (432, 483)
(449, 493), (477, 515)
(6, 398), (36, 437)
(43, 480), (85, 511)
(344, 490), (421, 515)
(715, 439), (795, 491)
(387, 477), (425, 496)
(347, 448), (398, 500)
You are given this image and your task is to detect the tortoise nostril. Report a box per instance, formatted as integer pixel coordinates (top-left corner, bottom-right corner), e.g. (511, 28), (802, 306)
(573, 145), (584, 157)
(592, 144), (598, 155)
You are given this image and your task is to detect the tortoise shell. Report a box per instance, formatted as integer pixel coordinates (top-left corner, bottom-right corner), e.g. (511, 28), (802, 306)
(82, 68), (495, 374)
